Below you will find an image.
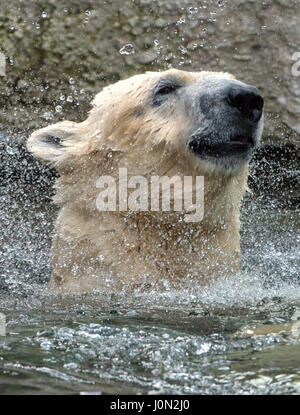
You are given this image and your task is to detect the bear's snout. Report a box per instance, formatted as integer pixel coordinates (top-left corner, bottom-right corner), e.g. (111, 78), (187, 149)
(186, 76), (264, 171)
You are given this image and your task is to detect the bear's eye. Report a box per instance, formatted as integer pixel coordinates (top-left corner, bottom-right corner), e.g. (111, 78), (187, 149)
(156, 85), (177, 95)
(152, 80), (181, 106)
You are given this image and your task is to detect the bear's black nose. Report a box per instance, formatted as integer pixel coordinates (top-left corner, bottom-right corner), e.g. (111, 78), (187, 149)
(227, 86), (263, 123)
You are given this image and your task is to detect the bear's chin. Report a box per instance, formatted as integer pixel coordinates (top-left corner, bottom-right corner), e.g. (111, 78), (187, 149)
(190, 151), (252, 176)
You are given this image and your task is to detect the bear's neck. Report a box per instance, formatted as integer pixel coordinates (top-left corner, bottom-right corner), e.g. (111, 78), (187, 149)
(51, 163), (248, 292)
(55, 158), (248, 231)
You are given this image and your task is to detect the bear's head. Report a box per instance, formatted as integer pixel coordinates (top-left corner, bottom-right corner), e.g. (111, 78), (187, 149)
(28, 68), (263, 178)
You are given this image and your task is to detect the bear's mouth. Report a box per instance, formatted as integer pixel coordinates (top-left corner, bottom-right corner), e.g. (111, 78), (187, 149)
(188, 133), (255, 160)
(229, 135), (253, 145)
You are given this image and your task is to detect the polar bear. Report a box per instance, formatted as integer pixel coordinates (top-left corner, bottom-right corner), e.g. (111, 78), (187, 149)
(27, 68), (263, 293)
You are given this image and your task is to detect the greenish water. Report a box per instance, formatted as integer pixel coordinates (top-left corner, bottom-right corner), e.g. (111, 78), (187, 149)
(0, 132), (299, 394)
(1, 283), (300, 395)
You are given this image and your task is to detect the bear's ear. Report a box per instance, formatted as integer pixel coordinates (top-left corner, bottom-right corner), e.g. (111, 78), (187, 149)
(27, 121), (77, 167)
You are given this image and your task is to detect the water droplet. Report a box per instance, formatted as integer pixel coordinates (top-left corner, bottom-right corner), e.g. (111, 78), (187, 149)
(85, 10), (91, 16)
(188, 7), (198, 14)
(177, 17), (186, 25)
(69, 77), (75, 85)
(66, 95), (73, 103)
(179, 45), (187, 55)
(6, 146), (15, 155)
(60, 95), (65, 101)
(119, 44), (135, 55)
(43, 111), (53, 120)
(42, 11), (48, 18)
(55, 105), (62, 113)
